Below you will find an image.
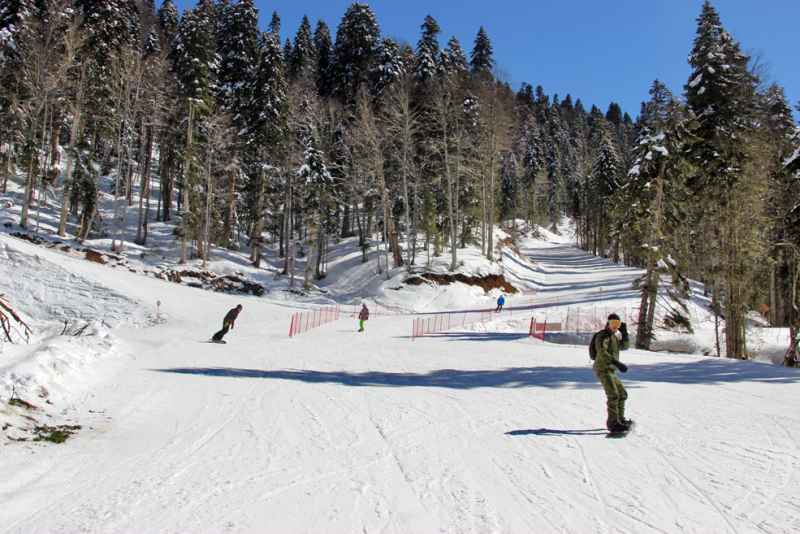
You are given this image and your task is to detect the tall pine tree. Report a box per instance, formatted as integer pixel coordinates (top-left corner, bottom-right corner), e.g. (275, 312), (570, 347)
(412, 14), (439, 82)
(684, 0), (762, 359)
(470, 26), (495, 75)
(329, 2), (380, 103)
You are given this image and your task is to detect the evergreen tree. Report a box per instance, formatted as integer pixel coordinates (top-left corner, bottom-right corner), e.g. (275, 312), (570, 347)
(313, 19), (333, 96)
(0, 0), (31, 176)
(618, 81), (696, 349)
(142, 27), (162, 59)
(242, 31), (289, 266)
(684, 0), (762, 359)
(330, 2), (380, 103)
(589, 129), (621, 256)
(71, 0), (140, 153)
(412, 14), (439, 82)
(370, 37), (404, 99)
(0, 0), (29, 77)
(534, 85), (550, 126)
(500, 151), (519, 222)
(289, 15), (316, 79)
(297, 126), (334, 285)
(215, 0), (260, 246)
(605, 102), (623, 126)
(267, 10), (280, 35)
(216, 0), (259, 119)
(761, 84), (800, 330)
(469, 26), (495, 74)
(438, 36), (468, 75)
(157, 0), (179, 45)
(283, 38), (292, 72)
(169, 0), (218, 263)
(516, 83), (534, 110)
(545, 114), (566, 230)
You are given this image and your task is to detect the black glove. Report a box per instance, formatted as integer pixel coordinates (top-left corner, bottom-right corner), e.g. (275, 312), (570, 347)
(612, 359), (628, 373)
(619, 322), (628, 340)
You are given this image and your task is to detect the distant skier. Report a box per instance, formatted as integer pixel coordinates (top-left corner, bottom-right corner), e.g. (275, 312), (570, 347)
(358, 303), (369, 332)
(495, 295), (505, 313)
(593, 313), (631, 433)
(211, 304), (242, 343)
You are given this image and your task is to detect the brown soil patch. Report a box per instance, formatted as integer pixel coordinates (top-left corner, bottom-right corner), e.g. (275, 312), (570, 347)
(405, 272), (517, 293)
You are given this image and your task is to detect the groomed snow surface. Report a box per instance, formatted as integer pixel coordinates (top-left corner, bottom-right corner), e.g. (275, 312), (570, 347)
(1, 222), (800, 533)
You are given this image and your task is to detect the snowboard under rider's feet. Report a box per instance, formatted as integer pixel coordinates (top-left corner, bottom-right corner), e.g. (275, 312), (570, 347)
(608, 419), (631, 432)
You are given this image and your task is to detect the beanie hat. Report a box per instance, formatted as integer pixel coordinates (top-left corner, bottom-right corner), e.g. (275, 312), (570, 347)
(607, 313), (620, 324)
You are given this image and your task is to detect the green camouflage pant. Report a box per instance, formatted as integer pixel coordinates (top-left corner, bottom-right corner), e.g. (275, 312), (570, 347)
(594, 369), (627, 422)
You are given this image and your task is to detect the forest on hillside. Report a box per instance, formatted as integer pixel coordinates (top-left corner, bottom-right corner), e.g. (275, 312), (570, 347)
(1, 0), (799, 360)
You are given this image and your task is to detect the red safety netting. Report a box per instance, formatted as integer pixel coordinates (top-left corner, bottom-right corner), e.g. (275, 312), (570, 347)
(289, 306), (341, 338)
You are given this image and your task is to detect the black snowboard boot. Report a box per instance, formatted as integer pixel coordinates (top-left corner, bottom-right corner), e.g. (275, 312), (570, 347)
(609, 420), (629, 432)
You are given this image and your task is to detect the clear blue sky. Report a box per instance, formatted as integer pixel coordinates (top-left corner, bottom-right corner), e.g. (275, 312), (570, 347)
(171, 0), (799, 121)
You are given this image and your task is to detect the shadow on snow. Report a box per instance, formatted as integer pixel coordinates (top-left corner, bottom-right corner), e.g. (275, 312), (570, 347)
(505, 428), (607, 436)
(153, 359), (800, 389)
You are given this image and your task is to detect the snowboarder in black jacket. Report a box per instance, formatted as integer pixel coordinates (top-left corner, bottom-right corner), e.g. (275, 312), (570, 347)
(212, 304), (242, 342)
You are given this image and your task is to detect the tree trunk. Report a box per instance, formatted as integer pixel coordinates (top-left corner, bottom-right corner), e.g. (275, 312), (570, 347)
(250, 153), (266, 267)
(135, 123), (154, 245)
(341, 199), (351, 238)
(487, 130), (496, 261)
(222, 169), (236, 249)
(645, 272), (660, 349)
(58, 91), (84, 236)
(180, 104), (194, 264)
(635, 271), (651, 350)
(283, 175), (291, 273)
(303, 211), (316, 289)
(202, 138), (213, 268)
(315, 226), (325, 279)
(20, 150), (36, 229)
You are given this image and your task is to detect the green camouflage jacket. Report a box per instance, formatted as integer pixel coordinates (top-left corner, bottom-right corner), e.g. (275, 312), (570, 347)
(593, 326), (630, 373)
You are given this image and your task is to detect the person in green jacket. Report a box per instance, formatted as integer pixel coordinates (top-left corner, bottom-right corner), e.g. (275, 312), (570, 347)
(593, 313), (631, 432)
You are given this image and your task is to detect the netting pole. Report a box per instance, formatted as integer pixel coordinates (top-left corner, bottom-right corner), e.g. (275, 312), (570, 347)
(290, 315), (294, 338)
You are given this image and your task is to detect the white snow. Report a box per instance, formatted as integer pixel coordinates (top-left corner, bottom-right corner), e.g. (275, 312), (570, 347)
(1, 183), (800, 532)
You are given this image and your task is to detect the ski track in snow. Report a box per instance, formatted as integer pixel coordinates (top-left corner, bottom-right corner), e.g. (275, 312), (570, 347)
(1, 231), (800, 533)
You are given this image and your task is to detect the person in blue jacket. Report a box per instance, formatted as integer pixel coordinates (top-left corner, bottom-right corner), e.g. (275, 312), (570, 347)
(495, 295), (505, 313)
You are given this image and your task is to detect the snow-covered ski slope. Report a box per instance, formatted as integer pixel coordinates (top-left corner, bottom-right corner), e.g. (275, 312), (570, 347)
(2, 230), (799, 534)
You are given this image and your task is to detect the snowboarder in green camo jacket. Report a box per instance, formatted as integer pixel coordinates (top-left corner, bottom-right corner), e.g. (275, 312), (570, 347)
(594, 313), (631, 432)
